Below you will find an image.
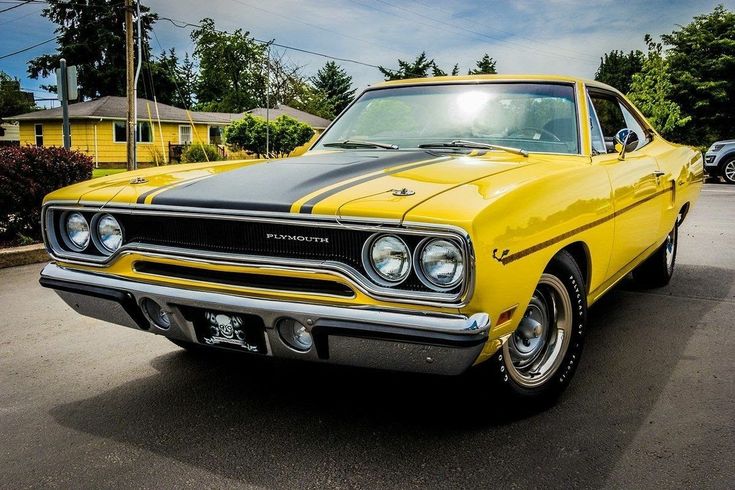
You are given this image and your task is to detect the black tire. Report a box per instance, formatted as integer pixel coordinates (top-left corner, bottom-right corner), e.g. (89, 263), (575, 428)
(721, 157), (735, 184)
(487, 250), (587, 405)
(632, 225), (677, 288)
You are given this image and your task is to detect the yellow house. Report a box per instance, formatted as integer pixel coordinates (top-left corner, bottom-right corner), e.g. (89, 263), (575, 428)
(12, 97), (331, 165)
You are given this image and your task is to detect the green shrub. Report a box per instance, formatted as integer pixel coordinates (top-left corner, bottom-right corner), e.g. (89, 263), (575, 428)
(180, 144), (223, 163)
(225, 113), (314, 157)
(0, 146), (92, 242)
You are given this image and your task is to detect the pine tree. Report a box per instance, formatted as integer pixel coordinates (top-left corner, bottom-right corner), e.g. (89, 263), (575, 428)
(312, 61), (356, 115)
(28, 0), (156, 99)
(468, 54), (497, 75)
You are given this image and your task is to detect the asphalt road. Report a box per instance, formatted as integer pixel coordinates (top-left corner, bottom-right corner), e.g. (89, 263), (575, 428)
(1, 184), (734, 489)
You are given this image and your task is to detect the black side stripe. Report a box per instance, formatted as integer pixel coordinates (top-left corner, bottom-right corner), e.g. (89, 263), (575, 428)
(499, 187), (673, 265)
(299, 157), (447, 214)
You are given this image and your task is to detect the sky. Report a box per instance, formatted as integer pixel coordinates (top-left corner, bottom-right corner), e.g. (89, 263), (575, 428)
(1, 0), (734, 108)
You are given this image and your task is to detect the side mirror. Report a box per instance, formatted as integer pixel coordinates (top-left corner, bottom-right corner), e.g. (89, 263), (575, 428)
(614, 128), (639, 160)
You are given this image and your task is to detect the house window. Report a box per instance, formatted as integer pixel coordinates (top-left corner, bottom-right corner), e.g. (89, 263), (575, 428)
(34, 124), (43, 146)
(209, 126), (223, 145)
(179, 125), (192, 144)
(113, 121), (153, 143)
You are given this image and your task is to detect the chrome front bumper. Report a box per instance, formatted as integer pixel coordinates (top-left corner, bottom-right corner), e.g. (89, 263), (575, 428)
(40, 264), (491, 375)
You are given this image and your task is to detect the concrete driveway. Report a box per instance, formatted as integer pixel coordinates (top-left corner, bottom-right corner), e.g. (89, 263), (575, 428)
(1, 184), (733, 488)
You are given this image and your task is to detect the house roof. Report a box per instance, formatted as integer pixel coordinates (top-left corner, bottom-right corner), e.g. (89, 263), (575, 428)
(247, 105), (331, 129)
(10, 97), (332, 129)
(10, 96), (241, 124)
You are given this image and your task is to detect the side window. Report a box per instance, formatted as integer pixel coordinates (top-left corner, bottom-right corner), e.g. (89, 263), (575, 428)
(586, 93), (606, 155)
(589, 92), (649, 152)
(619, 103), (649, 149)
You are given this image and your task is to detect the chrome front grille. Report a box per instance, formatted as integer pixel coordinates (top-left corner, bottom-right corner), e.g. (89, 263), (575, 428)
(43, 205), (474, 306)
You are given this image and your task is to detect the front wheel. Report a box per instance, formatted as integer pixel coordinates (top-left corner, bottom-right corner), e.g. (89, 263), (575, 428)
(490, 250), (587, 404)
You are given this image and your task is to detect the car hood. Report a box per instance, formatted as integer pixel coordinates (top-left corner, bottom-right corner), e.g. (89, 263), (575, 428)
(56, 150), (542, 221)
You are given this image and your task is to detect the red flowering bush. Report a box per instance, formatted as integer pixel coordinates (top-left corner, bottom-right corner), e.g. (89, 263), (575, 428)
(0, 146), (92, 243)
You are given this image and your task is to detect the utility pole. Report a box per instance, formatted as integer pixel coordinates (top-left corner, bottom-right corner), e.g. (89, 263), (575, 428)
(58, 58), (70, 149)
(125, 0), (135, 171)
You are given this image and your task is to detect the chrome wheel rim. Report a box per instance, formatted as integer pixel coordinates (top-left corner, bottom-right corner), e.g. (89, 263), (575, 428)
(665, 228), (676, 273)
(504, 273), (572, 388)
(725, 161), (735, 182)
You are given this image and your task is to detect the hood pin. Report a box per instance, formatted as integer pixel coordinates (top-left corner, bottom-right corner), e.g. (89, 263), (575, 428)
(392, 188), (415, 196)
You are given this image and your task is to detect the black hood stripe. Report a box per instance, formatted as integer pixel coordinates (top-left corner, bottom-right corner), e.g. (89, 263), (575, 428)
(148, 151), (439, 212)
(136, 175), (213, 204)
(298, 157), (446, 214)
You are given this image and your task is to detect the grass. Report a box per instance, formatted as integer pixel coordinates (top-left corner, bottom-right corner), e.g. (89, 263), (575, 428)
(92, 168), (127, 178)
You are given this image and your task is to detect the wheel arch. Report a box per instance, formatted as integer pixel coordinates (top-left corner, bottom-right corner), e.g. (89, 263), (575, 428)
(718, 151), (735, 173)
(677, 202), (691, 226)
(556, 241), (591, 293)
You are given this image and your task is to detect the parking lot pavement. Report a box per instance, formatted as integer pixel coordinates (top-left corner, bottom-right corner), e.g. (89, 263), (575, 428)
(1, 184), (733, 489)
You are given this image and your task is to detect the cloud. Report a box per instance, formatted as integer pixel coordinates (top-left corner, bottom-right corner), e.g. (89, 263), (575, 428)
(2, 0), (734, 103)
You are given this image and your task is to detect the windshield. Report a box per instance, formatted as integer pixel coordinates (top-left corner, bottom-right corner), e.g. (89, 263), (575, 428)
(314, 83), (580, 154)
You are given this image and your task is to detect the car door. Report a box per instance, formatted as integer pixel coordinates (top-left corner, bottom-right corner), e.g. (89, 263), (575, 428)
(587, 89), (662, 278)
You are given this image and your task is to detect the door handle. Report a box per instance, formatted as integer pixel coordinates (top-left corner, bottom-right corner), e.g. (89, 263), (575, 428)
(653, 170), (665, 177)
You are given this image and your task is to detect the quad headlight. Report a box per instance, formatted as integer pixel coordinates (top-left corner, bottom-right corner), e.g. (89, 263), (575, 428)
(64, 212), (90, 250)
(95, 214), (123, 253)
(417, 238), (464, 289)
(364, 234), (411, 284)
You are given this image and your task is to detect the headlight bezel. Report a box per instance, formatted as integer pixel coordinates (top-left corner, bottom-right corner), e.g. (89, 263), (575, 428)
(361, 233), (412, 286)
(61, 211), (91, 251)
(414, 237), (465, 291)
(92, 213), (124, 254)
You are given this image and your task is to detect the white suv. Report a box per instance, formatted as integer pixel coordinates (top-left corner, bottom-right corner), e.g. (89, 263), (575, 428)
(704, 140), (735, 184)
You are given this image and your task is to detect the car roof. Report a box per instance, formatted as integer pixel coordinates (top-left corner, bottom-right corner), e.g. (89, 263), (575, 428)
(372, 74), (622, 95)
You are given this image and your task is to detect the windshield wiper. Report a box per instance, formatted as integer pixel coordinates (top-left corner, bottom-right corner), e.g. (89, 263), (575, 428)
(323, 139), (399, 150)
(418, 139), (528, 157)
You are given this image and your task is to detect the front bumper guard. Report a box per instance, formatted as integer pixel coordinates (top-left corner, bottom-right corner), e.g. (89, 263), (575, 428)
(40, 264), (491, 375)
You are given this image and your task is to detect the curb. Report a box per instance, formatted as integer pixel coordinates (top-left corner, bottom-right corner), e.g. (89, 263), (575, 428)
(0, 243), (49, 269)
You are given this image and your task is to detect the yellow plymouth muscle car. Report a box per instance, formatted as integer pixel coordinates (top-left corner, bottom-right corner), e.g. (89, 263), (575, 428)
(40, 75), (703, 404)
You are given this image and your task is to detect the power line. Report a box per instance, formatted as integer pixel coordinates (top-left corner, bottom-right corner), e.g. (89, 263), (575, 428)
(0, 4), (43, 26)
(360, 0), (600, 64)
(157, 16), (382, 70)
(0, 0), (33, 14)
(0, 37), (56, 60)
(225, 0), (406, 58)
(405, 0), (602, 61)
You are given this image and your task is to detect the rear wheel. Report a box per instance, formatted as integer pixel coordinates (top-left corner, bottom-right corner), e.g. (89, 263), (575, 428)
(490, 251), (586, 404)
(722, 158), (735, 184)
(633, 225), (677, 288)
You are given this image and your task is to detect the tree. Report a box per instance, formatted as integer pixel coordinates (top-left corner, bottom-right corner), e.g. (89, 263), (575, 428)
(432, 63), (459, 77)
(312, 61), (355, 115)
(468, 54), (497, 75)
(224, 113), (313, 158)
(662, 5), (735, 144)
(191, 18), (267, 112)
(628, 35), (690, 137)
(379, 52), (435, 80)
(594, 50), (643, 94)
(0, 72), (36, 121)
(379, 52), (463, 80)
(28, 0), (156, 100)
(287, 81), (335, 120)
(147, 49), (197, 108)
(271, 115), (315, 157)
